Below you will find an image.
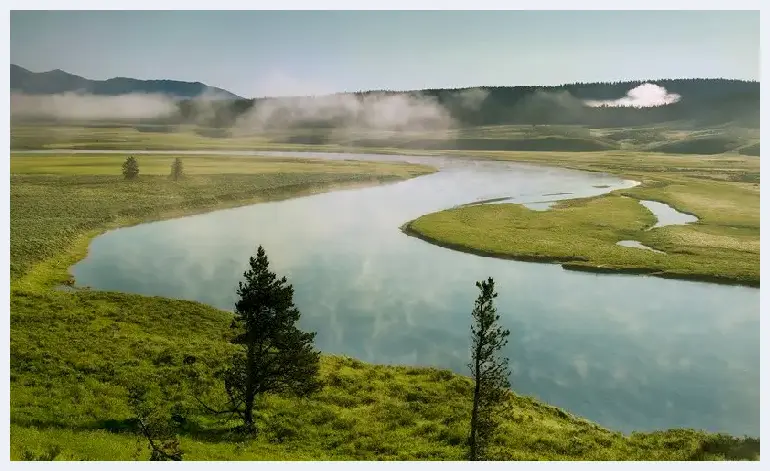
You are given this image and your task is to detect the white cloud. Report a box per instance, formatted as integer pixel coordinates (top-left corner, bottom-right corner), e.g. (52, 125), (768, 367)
(584, 83), (681, 108)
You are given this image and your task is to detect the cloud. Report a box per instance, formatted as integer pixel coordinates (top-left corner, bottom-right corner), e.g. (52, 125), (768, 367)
(584, 83), (681, 108)
(10, 92), (178, 120)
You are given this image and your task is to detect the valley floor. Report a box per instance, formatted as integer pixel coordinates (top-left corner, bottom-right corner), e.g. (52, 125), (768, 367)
(9, 151), (759, 461)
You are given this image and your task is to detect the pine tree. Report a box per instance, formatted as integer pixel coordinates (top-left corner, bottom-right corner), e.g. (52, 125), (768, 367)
(122, 156), (140, 180)
(468, 277), (511, 461)
(169, 157), (184, 181)
(221, 245), (321, 434)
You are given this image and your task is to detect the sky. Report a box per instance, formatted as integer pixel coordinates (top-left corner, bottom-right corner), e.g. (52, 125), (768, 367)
(10, 10), (760, 99)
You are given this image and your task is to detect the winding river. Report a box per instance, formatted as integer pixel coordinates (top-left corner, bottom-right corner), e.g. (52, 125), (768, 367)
(42, 150), (757, 437)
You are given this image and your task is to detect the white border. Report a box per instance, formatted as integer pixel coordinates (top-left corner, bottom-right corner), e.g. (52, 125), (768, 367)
(3, 3), (766, 469)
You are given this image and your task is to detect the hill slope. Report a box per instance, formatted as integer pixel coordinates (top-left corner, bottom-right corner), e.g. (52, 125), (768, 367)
(10, 64), (242, 99)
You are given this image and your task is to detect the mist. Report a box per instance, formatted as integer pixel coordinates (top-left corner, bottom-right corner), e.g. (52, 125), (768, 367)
(233, 92), (458, 136)
(10, 92), (178, 120)
(584, 83), (682, 108)
(453, 87), (490, 112)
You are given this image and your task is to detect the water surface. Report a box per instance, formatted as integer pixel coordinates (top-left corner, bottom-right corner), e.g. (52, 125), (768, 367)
(69, 151), (758, 437)
(641, 200), (699, 228)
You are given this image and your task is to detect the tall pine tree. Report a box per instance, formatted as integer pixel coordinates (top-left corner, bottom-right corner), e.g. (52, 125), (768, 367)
(468, 277), (511, 461)
(222, 245), (321, 434)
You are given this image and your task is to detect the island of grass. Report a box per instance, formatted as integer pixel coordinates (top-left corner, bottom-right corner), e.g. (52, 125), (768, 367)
(10, 151), (759, 460)
(405, 151), (759, 287)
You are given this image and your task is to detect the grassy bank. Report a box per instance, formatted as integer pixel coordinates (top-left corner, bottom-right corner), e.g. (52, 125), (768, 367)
(406, 150), (759, 287)
(9, 152), (759, 460)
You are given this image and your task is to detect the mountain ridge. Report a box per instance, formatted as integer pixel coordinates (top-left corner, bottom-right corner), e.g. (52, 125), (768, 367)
(10, 64), (242, 99)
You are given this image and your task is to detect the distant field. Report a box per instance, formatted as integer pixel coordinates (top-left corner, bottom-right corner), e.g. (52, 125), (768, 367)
(10, 123), (760, 155)
(406, 150), (759, 286)
(10, 153), (431, 177)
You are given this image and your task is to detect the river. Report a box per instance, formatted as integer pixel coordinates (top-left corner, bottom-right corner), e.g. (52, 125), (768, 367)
(37, 150), (757, 437)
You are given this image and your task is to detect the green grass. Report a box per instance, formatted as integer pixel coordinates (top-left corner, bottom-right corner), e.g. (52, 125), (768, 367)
(648, 137), (743, 155)
(10, 154), (436, 177)
(406, 150), (759, 286)
(9, 151), (759, 460)
(10, 289), (759, 461)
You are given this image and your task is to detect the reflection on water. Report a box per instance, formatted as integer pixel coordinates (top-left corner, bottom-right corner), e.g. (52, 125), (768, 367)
(640, 200), (699, 228)
(70, 153), (758, 437)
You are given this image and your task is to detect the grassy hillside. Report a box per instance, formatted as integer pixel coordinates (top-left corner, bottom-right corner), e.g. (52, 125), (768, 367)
(406, 151), (759, 286)
(9, 152), (759, 460)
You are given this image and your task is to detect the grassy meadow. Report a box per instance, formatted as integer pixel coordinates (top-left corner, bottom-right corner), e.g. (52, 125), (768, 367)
(10, 122), (760, 155)
(407, 150), (759, 286)
(8, 142), (760, 460)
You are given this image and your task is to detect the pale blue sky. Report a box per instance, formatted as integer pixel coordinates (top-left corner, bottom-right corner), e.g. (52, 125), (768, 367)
(10, 10), (760, 98)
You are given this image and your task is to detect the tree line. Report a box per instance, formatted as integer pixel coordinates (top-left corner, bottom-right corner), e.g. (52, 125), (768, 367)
(130, 245), (512, 461)
(149, 78), (758, 129)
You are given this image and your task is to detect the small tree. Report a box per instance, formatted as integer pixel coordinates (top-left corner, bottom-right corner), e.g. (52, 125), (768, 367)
(127, 385), (183, 461)
(220, 245), (321, 434)
(468, 277), (511, 461)
(169, 157), (184, 181)
(122, 156), (140, 180)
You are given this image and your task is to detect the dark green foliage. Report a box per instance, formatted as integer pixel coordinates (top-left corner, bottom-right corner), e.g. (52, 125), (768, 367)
(122, 156), (139, 180)
(468, 277), (511, 461)
(219, 246), (321, 433)
(169, 158), (184, 181)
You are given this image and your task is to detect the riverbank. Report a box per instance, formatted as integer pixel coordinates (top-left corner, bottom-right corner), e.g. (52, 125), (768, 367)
(10, 154), (435, 289)
(405, 150), (759, 287)
(9, 152), (759, 460)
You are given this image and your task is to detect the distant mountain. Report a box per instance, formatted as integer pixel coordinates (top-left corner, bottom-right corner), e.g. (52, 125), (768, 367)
(10, 64), (242, 99)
